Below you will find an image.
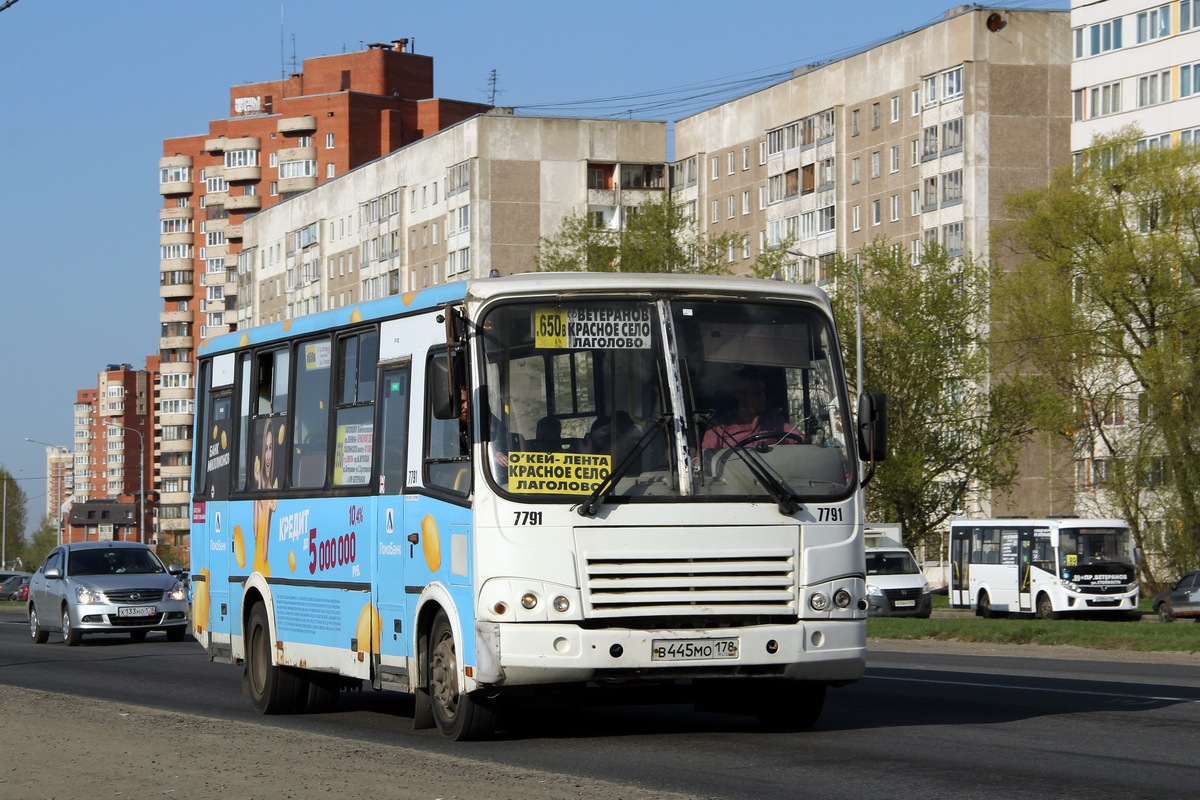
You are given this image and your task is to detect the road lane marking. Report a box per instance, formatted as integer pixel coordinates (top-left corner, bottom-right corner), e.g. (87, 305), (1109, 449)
(869, 674), (1199, 703)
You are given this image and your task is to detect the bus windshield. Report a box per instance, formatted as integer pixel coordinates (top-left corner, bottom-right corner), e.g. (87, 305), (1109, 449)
(480, 296), (853, 505)
(1057, 527), (1135, 568)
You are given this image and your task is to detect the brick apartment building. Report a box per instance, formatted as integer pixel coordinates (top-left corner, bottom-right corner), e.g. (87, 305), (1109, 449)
(156, 41), (492, 553)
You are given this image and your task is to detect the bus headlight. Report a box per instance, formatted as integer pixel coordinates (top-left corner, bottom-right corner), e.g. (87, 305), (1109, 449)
(1061, 580), (1079, 592)
(833, 589), (852, 609)
(810, 592), (830, 612)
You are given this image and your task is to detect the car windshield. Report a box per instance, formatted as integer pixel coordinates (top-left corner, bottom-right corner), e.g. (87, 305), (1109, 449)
(68, 548), (166, 576)
(866, 551), (919, 575)
(480, 296), (854, 506)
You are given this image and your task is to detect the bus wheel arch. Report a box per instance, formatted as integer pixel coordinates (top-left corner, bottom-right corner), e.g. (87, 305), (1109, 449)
(1035, 592), (1059, 620)
(977, 590), (996, 619)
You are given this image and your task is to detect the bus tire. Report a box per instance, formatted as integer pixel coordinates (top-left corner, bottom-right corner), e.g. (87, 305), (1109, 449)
(245, 603), (301, 714)
(757, 681), (826, 731)
(428, 610), (497, 740)
(978, 591), (998, 619)
(1035, 593), (1059, 620)
(298, 670), (341, 713)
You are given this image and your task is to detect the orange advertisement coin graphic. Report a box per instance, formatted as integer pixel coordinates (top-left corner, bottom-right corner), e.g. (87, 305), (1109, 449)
(287, 550), (296, 572)
(356, 602), (382, 654)
(232, 525), (246, 569)
(192, 567), (211, 634)
(421, 514), (441, 571)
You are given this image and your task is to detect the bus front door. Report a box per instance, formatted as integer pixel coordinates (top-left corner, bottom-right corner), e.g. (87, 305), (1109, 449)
(1017, 527), (1033, 613)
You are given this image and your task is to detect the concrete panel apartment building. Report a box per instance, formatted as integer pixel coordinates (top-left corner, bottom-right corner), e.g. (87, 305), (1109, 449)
(671, 5), (1073, 516)
(237, 113), (667, 327)
(155, 42), (491, 552)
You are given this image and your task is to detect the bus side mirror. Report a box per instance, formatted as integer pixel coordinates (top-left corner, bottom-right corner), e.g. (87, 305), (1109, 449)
(857, 392), (888, 463)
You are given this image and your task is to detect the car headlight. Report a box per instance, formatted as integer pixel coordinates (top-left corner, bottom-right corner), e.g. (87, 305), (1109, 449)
(76, 585), (105, 605)
(167, 581), (187, 602)
(921, 581), (932, 595)
(865, 583), (883, 597)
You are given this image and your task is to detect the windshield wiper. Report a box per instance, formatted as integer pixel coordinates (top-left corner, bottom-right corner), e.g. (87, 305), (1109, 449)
(704, 424), (801, 517)
(578, 414), (671, 517)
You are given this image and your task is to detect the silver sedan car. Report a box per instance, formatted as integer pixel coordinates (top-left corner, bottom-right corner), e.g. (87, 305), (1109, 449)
(28, 542), (189, 645)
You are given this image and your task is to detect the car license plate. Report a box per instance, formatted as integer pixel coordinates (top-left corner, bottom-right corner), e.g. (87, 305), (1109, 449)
(651, 638), (739, 661)
(894, 599), (916, 608)
(118, 606), (155, 618)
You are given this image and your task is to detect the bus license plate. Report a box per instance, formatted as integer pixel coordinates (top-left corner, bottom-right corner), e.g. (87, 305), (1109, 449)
(118, 606), (155, 618)
(651, 638), (739, 661)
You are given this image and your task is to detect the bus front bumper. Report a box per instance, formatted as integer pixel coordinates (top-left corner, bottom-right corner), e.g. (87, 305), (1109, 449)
(474, 619), (866, 688)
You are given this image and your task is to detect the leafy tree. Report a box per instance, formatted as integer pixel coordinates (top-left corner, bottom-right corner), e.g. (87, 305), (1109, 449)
(827, 241), (1038, 557)
(536, 193), (791, 276)
(1, 467), (28, 571)
(23, 515), (59, 572)
(997, 127), (1200, 584)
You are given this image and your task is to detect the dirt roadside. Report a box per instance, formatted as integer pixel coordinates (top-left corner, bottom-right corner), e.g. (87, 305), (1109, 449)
(0, 683), (703, 800)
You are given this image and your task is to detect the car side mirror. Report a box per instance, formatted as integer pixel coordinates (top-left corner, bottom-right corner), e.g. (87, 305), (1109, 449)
(45, 567), (62, 580)
(168, 564), (183, 575)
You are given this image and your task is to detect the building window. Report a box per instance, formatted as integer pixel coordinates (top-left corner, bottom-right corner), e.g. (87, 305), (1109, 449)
(711, 156), (720, 179)
(923, 125), (938, 159)
(911, 88), (920, 116)
(1090, 81), (1123, 115)
(890, 194), (899, 222)
(942, 169), (963, 204)
(817, 205), (835, 234)
(728, 151), (735, 175)
(924, 75), (938, 106)
(728, 195), (736, 219)
(326, 163), (335, 178)
(711, 200), (719, 224)
(871, 103), (880, 129)
(851, 157), (861, 184)
(911, 189), (921, 216)
(852, 204), (861, 231)
(742, 146), (750, 170)
(943, 221), (964, 254)
(923, 176), (938, 210)
(159, 165), (189, 184)
(1137, 70), (1171, 107)
(1136, 5), (1171, 42)
(1185, 0), (1200, 31)
(889, 146), (899, 174)
(767, 174), (785, 204)
(943, 67), (963, 100)
(1182, 63), (1200, 98)
(870, 151), (880, 179)
(279, 160), (317, 178)
(326, 133), (335, 149)
(872, 200), (881, 226)
(890, 96), (900, 123)
(851, 109), (860, 136)
(742, 190), (751, 215)
(224, 149), (258, 169)
(766, 129), (783, 157)
(942, 117), (964, 151)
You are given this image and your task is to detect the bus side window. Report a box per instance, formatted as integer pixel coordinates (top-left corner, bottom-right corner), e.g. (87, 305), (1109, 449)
(425, 351), (469, 495)
(291, 337), (332, 489)
(332, 329), (378, 488)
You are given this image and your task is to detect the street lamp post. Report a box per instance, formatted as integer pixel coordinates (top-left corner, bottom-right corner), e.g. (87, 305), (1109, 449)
(786, 249), (863, 397)
(107, 425), (146, 545)
(24, 438), (71, 545)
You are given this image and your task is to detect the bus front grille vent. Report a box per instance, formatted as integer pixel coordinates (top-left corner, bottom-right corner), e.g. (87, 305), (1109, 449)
(581, 551), (797, 620)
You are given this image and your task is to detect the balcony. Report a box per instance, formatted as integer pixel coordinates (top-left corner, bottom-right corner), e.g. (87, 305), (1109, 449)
(225, 194), (261, 211)
(205, 137), (226, 154)
(159, 155), (193, 196)
(278, 115), (317, 134)
(159, 232), (192, 247)
(160, 279), (194, 300)
(279, 176), (317, 193)
(226, 224), (243, 240)
(224, 165), (261, 183)
(159, 207), (194, 222)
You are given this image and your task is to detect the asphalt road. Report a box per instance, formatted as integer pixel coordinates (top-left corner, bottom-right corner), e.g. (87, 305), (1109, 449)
(1, 607), (1197, 799)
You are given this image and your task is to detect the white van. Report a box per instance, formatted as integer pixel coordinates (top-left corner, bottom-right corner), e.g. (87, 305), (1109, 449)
(864, 525), (931, 618)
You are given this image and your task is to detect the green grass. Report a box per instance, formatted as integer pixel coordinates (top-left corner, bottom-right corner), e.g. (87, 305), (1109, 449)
(871, 592), (1200, 654)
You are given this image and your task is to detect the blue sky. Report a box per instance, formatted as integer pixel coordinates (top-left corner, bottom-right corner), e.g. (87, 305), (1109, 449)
(0, 0), (1067, 535)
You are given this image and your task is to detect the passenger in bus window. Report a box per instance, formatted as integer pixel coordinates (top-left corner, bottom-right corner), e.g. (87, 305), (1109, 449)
(702, 371), (805, 450)
(529, 416), (566, 452)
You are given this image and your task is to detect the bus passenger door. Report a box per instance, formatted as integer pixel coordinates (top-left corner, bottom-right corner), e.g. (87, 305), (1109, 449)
(375, 364), (412, 663)
(196, 375), (233, 644)
(949, 528), (971, 608)
(1017, 527), (1033, 613)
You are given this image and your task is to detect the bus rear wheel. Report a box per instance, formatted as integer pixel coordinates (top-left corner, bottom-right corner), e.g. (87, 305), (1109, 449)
(1035, 594), (1060, 620)
(245, 603), (301, 714)
(427, 610), (497, 740)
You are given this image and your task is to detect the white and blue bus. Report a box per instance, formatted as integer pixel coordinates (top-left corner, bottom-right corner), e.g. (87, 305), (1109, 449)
(948, 518), (1139, 619)
(190, 272), (886, 738)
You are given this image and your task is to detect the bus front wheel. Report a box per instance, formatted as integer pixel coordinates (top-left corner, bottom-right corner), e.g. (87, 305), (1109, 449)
(427, 610), (497, 740)
(1035, 593), (1060, 620)
(978, 591), (999, 619)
